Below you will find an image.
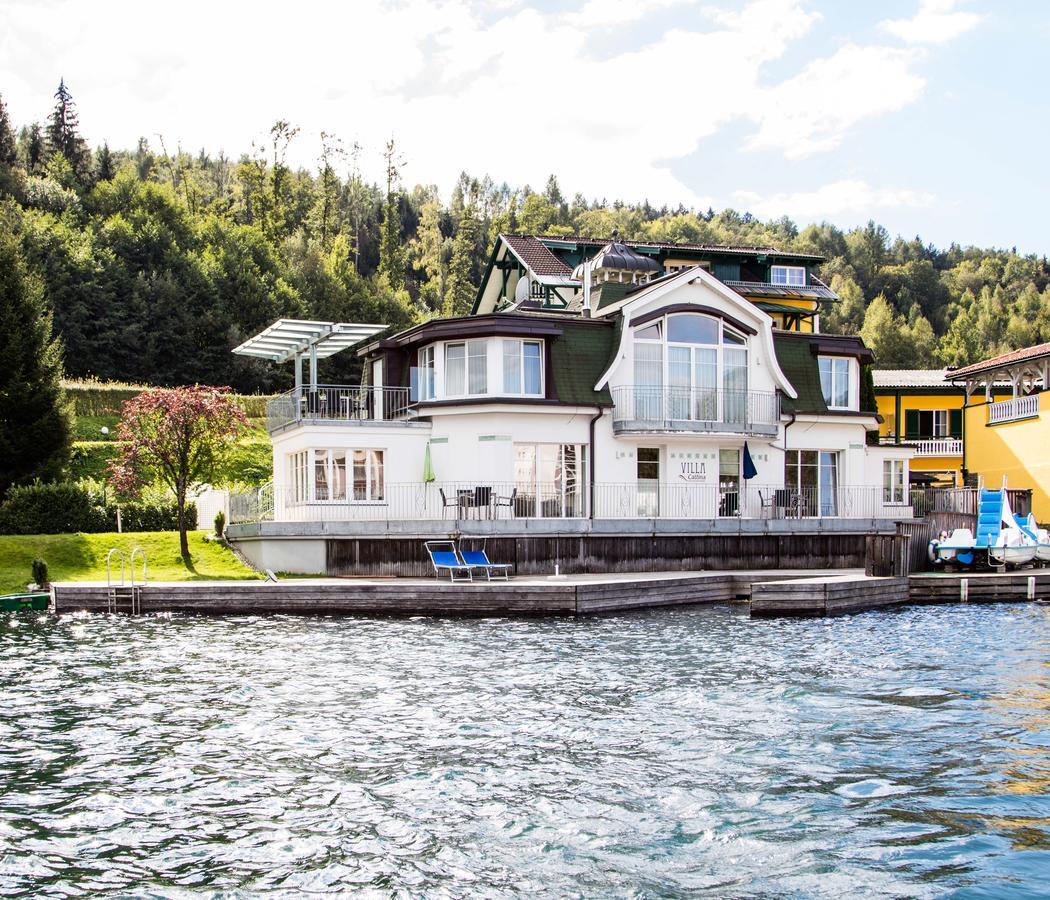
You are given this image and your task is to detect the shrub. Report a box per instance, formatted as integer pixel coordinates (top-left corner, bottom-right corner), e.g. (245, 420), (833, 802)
(0, 482), (108, 534)
(31, 559), (49, 588)
(0, 481), (197, 534)
(111, 499), (197, 533)
(214, 510), (226, 538)
(69, 442), (121, 480)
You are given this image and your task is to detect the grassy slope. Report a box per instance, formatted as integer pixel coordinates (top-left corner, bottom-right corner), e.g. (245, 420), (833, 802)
(0, 531), (261, 594)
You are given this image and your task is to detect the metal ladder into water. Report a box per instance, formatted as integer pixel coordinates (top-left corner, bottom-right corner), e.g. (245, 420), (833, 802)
(106, 547), (147, 614)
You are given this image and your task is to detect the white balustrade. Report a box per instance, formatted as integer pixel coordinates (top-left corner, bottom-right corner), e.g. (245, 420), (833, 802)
(915, 438), (963, 456)
(988, 394), (1040, 425)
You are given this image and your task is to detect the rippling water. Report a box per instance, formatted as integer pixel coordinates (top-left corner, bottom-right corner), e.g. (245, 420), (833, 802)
(1, 603), (1049, 897)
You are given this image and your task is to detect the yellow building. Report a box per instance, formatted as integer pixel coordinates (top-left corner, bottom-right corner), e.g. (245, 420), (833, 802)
(948, 343), (1050, 523)
(873, 370), (969, 487)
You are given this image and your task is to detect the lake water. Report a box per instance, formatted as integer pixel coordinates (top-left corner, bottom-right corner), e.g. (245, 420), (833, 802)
(1, 603), (1048, 897)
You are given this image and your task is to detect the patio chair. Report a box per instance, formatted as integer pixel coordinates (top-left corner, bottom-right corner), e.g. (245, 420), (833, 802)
(492, 488), (517, 518)
(438, 488), (460, 519)
(458, 543), (512, 581)
(425, 541), (473, 582)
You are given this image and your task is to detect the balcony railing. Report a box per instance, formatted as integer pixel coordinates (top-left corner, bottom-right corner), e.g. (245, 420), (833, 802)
(230, 481), (939, 525)
(988, 394), (1040, 425)
(611, 386), (780, 435)
(266, 385), (413, 433)
(916, 438), (963, 456)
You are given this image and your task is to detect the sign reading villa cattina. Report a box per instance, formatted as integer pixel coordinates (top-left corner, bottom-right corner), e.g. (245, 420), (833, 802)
(679, 460), (709, 482)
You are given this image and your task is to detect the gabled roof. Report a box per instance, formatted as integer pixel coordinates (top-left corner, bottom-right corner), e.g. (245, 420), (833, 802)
(774, 332), (877, 415)
(947, 342), (1050, 380)
(502, 235), (573, 277)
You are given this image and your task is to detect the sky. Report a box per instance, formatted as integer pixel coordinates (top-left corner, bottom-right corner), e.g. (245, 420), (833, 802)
(1, 0), (1046, 253)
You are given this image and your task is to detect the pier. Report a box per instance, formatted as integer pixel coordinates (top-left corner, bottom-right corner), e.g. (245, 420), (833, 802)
(50, 566), (1050, 617)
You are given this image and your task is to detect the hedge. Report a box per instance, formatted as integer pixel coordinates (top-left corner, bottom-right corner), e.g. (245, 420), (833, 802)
(65, 380), (274, 418)
(69, 442), (122, 480)
(0, 482), (197, 535)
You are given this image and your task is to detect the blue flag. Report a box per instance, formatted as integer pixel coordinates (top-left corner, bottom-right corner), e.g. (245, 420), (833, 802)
(742, 442), (758, 480)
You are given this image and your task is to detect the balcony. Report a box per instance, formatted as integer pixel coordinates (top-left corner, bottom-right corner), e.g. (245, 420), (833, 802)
(266, 385), (413, 433)
(915, 438), (963, 457)
(611, 386), (780, 436)
(988, 394), (1040, 425)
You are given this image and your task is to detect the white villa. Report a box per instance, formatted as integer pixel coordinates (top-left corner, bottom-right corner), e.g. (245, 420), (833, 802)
(229, 234), (914, 574)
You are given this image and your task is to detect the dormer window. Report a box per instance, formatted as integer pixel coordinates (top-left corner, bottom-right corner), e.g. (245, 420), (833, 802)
(818, 356), (851, 409)
(771, 265), (806, 286)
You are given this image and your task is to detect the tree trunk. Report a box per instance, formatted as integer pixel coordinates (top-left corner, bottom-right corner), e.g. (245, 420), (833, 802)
(177, 488), (189, 561)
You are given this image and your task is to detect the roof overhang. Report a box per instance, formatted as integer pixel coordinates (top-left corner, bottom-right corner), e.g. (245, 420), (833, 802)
(231, 319), (387, 364)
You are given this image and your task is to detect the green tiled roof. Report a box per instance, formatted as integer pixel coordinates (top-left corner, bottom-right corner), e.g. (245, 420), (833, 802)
(775, 334), (828, 414)
(774, 333), (877, 415)
(550, 321), (615, 406)
(592, 282), (633, 310)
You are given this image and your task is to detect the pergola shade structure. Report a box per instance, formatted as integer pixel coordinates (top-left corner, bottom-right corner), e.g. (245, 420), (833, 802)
(232, 319), (387, 389)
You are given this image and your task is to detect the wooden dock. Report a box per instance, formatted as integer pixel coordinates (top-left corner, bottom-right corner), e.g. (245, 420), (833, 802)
(751, 574), (910, 617)
(49, 567), (1049, 619)
(53, 569), (851, 618)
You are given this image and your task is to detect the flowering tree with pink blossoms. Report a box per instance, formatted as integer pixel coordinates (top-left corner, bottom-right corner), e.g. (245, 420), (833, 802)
(109, 386), (248, 560)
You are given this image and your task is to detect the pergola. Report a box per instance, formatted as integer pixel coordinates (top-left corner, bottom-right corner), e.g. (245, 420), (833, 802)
(946, 342), (1050, 402)
(232, 319), (386, 390)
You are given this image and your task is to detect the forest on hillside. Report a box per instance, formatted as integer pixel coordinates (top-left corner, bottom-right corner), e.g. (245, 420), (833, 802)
(2, 81), (1049, 393)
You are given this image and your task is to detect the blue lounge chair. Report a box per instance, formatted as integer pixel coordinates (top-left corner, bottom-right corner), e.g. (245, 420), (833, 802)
(459, 545), (512, 581)
(425, 541), (473, 582)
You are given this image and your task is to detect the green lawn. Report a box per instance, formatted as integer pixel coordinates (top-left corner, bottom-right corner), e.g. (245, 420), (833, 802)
(0, 531), (261, 594)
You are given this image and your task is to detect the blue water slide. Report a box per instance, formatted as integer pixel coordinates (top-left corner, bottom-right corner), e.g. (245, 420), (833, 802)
(974, 489), (1003, 550)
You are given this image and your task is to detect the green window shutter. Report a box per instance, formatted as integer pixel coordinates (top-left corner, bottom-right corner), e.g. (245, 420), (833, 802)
(904, 409), (920, 439)
(949, 409), (962, 439)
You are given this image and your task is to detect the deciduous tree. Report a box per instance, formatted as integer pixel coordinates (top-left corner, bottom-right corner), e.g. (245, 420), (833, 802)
(109, 386), (248, 559)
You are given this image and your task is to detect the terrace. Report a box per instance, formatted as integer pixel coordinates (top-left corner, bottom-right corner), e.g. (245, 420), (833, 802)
(610, 387), (780, 436)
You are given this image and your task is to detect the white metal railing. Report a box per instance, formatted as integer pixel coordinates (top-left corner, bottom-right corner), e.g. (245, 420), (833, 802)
(916, 438), (963, 456)
(266, 385), (413, 432)
(611, 386), (780, 434)
(988, 394), (1040, 425)
(227, 481), (947, 525)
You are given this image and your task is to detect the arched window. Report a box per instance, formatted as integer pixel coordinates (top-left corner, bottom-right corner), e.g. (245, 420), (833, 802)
(632, 313), (748, 423)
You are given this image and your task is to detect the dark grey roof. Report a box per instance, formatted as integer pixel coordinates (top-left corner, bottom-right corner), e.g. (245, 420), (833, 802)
(587, 241), (663, 274)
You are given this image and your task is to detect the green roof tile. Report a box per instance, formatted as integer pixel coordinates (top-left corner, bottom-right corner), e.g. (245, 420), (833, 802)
(550, 321), (615, 406)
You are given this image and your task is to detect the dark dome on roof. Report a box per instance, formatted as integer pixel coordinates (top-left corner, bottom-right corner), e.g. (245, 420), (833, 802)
(588, 241), (663, 274)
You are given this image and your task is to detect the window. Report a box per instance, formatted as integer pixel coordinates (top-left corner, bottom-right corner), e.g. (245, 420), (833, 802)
(513, 443), (587, 517)
(502, 339), (543, 395)
(883, 459), (906, 503)
(904, 409), (963, 440)
(632, 312), (748, 423)
(445, 340), (488, 396)
(771, 265), (806, 286)
(289, 450), (309, 503)
(311, 449), (384, 502)
(818, 357), (850, 408)
(785, 450), (838, 516)
(417, 346), (435, 401)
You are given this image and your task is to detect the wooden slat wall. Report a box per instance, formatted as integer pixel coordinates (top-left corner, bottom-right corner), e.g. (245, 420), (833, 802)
(326, 533), (869, 577)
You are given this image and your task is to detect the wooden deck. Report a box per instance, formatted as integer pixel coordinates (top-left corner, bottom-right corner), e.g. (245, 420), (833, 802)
(49, 567), (1050, 618)
(53, 569), (852, 618)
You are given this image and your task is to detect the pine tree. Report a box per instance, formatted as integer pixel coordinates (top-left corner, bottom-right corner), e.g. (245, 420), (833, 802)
(444, 191), (479, 317)
(378, 138), (405, 291)
(0, 94), (18, 197)
(46, 79), (89, 177)
(22, 124), (45, 173)
(0, 210), (73, 496)
(95, 142), (116, 181)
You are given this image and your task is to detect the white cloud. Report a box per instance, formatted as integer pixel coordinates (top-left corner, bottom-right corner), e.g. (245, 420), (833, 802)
(0, 0), (934, 208)
(735, 179), (935, 219)
(879, 0), (984, 45)
(745, 44), (925, 158)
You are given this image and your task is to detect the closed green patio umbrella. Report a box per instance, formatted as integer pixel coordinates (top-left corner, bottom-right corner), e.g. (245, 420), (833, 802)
(423, 441), (436, 483)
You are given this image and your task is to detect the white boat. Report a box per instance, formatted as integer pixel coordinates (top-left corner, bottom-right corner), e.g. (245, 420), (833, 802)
(928, 528), (976, 567)
(1023, 514), (1050, 563)
(988, 529), (1038, 566)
